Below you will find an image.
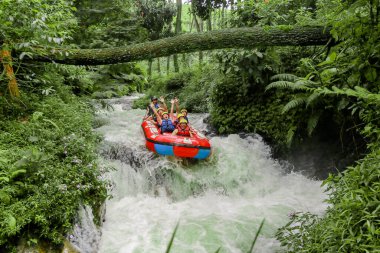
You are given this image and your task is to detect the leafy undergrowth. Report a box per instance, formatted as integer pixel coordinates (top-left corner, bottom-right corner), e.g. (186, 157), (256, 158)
(277, 146), (380, 252)
(276, 88), (380, 252)
(0, 96), (108, 252)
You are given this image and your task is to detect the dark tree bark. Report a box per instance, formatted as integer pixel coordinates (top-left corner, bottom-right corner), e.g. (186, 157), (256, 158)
(24, 26), (332, 65)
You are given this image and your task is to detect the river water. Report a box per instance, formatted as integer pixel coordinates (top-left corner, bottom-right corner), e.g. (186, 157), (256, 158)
(74, 96), (328, 253)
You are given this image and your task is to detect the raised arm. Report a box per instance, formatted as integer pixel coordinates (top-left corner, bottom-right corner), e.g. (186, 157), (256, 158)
(150, 103), (163, 125)
(169, 99), (175, 121)
(159, 96), (168, 111)
(175, 98), (180, 116)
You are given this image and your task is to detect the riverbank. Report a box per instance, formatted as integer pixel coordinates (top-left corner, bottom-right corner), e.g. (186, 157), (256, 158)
(0, 95), (107, 252)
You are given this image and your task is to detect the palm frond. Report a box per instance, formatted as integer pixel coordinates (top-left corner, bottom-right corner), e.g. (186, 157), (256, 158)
(270, 73), (299, 81)
(282, 97), (306, 113)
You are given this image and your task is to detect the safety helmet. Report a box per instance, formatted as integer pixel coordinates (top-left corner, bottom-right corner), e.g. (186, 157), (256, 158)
(177, 113), (184, 118)
(157, 107), (164, 112)
(162, 111), (169, 115)
(180, 109), (187, 113)
(151, 96), (158, 101)
(179, 118), (188, 124)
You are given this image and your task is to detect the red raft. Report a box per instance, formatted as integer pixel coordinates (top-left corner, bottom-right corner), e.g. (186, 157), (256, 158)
(141, 120), (211, 159)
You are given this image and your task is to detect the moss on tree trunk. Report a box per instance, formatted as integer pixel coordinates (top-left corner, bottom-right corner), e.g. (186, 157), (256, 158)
(24, 26), (331, 65)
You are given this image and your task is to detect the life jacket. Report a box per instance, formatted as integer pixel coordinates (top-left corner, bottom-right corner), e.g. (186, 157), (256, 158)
(176, 125), (191, 136)
(161, 119), (175, 133)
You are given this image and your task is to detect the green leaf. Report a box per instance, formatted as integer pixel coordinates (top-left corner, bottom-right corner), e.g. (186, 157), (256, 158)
(248, 219), (265, 253)
(8, 215), (16, 230)
(214, 247), (222, 253)
(32, 111), (43, 121)
(307, 113), (320, 136)
(165, 222), (179, 253)
(0, 176), (10, 182)
(282, 97), (306, 113)
(364, 68), (377, 82)
(11, 169), (27, 179)
(265, 81), (295, 91)
(42, 119), (60, 130)
(0, 191), (11, 204)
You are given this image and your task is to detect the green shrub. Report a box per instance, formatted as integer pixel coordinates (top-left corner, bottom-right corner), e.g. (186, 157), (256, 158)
(0, 96), (108, 251)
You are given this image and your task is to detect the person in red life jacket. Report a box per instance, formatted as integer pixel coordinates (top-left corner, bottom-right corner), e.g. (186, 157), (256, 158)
(174, 98), (189, 123)
(180, 108), (189, 122)
(150, 99), (175, 133)
(174, 113), (184, 126)
(172, 118), (193, 137)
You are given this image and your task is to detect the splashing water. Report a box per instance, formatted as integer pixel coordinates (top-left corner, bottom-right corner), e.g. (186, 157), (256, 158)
(86, 97), (327, 253)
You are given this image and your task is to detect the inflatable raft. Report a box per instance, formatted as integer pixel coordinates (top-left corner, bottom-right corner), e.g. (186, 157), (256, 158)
(141, 119), (211, 159)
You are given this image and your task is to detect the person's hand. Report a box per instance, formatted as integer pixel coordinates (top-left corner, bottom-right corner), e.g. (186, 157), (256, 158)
(170, 99), (175, 104)
(159, 96), (165, 103)
(174, 97), (179, 104)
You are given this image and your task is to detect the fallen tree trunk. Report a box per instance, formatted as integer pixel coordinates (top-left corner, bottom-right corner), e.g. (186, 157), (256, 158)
(25, 26), (331, 65)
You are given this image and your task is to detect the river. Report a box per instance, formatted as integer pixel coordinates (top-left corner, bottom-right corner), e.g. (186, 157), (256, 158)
(72, 96), (327, 253)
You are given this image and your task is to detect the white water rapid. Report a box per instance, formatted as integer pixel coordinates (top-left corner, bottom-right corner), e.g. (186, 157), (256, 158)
(78, 96), (328, 253)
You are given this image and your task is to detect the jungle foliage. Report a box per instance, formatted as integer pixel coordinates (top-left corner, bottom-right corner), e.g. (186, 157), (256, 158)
(1, 0), (380, 251)
(141, 0), (380, 251)
(0, 94), (108, 251)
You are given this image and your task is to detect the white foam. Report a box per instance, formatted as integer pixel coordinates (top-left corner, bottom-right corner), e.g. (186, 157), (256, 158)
(77, 99), (327, 253)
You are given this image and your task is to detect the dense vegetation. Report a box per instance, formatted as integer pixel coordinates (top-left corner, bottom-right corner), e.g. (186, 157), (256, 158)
(135, 0), (380, 251)
(1, 0), (379, 252)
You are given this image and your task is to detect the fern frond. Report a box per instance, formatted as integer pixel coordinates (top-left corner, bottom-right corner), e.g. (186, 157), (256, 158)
(293, 79), (317, 90)
(265, 81), (295, 91)
(286, 126), (297, 147)
(306, 92), (321, 107)
(307, 113), (321, 136)
(282, 97), (307, 113)
(315, 86), (380, 104)
(270, 73), (299, 81)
